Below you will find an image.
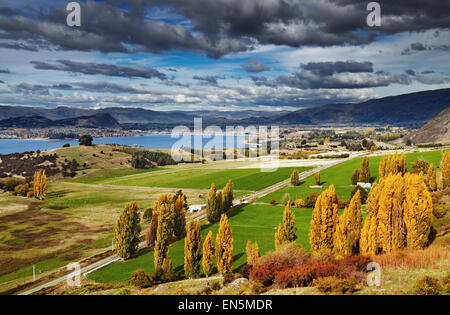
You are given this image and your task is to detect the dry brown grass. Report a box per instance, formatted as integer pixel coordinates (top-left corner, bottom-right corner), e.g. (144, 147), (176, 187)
(374, 244), (450, 269)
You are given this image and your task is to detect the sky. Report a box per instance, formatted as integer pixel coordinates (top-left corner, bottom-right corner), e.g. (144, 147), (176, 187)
(0, 0), (449, 112)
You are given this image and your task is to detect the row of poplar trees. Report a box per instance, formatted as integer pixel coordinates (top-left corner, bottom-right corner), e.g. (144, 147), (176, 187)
(309, 152), (450, 257)
(184, 214), (234, 278)
(206, 180), (234, 223)
(33, 170), (48, 200)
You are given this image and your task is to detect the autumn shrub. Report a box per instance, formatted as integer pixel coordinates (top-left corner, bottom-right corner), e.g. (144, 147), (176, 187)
(305, 192), (320, 208)
(314, 276), (359, 294)
(270, 199), (277, 205)
(274, 262), (340, 289)
(413, 276), (441, 295)
(129, 269), (152, 288)
(294, 199), (305, 208)
(250, 244), (309, 286)
(14, 184), (29, 196)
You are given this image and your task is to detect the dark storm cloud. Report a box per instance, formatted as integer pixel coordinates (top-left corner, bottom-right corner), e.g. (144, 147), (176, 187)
(401, 42), (450, 55)
(0, 1), (249, 58)
(251, 61), (411, 89)
(300, 61), (373, 76)
(1, 0), (450, 58)
(405, 69), (416, 76)
(0, 68), (10, 74)
(192, 75), (224, 86)
(0, 80), (5, 84)
(30, 60), (168, 80)
(242, 60), (271, 73)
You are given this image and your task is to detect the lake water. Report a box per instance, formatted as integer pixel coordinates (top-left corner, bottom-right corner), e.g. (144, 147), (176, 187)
(0, 134), (249, 155)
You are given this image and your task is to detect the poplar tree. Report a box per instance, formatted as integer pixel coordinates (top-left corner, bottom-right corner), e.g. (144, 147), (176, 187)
(359, 157), (371, 183)
(222, 179), (234, 211)
(351, 169), (360, 185)
(114, 201), (141, 259)
(184, 220), (202, 278)
(215, 214), (233, 275)
(426, 163), (437, 191)
(246, 240), (260, 266)
(376, 173), (406, 253)
(174, 194), (187, 238)
(33, 170), (47, 200)
(309, 185), (339, 253)
(202, 231), (215, 277)
(403, 173), (433, 249)
(333, 190), (363, 256)
(206, 184), (219, 222)
(290, 169), (299, 186)
(315, 171), (321, 185)
(442, 151), (450, 188)
(360, 182), (382, 256)
(154, 202), (173, 273)
(275, 203), (297, 250)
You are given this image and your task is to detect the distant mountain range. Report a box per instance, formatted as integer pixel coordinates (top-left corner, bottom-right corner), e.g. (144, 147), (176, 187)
(403, 107), (450, 144)
(0, 113), (120, 129)
(246, 88), (450, 126)
(0, 88), (448, 128)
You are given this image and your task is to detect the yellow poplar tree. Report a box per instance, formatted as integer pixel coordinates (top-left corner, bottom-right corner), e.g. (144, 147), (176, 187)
(376, 173), (406, 253)
(403, 173), (433, 249)
(441, 151), (449, 188)
(154, 202), (173, 272)
(309, 184), (339, 253)
(275, 203), (297, 250)
(184, 220), (202, 278)
(360, 182), (382, 256)
(378, 157), (388, 179)
(215, 214), (233, 275)
(333, 190), (363, 256)
(174, 194), (187, 238)
(246, 240), (260, 266)
(426, 163), (437, 191)
(202, 231), (215, 277)
(33, 170), (47, 200)
(114, 201), (141, 259)
(315, 171), (321, 185)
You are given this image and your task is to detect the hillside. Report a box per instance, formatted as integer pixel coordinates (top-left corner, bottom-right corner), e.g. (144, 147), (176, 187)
(403, 107), (450, 144)
(0, 113), (120, 128)
(269, 88), (450, 126)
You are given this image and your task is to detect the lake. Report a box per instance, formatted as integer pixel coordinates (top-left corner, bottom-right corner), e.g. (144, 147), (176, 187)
(0, 134), (249, 155)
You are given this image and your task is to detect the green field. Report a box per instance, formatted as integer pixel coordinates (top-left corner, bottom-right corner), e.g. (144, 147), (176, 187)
(70, 168), (168, 184)
(88, 204), (315, 283)
(103, 167), (312, 191)
(258, 150), (445, 203)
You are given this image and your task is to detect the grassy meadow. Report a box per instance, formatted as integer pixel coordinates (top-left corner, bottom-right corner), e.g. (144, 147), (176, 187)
(88, 203), (317, 283)
(258, 150), (445, 203)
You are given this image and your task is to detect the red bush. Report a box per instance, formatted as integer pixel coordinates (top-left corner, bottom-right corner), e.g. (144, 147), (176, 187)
(270, 199), (277, 205)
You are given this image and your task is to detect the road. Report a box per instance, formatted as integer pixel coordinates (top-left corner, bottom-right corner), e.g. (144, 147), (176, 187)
(18, 154), (358, 295)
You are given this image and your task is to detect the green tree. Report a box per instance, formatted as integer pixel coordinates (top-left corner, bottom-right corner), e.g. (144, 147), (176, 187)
(114, 202), (141, 259)
(78, 135), (93, 146)
(290, 169), (299, 186)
